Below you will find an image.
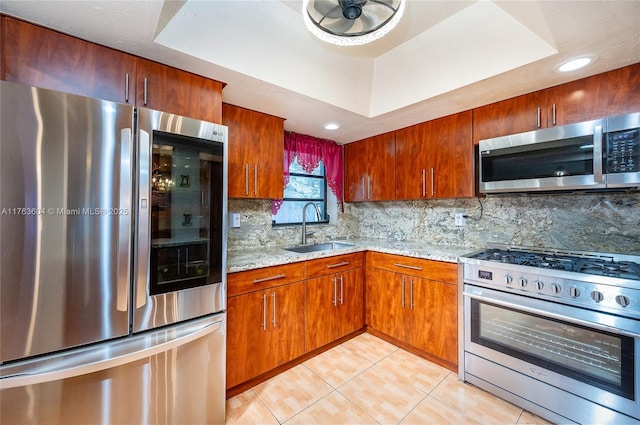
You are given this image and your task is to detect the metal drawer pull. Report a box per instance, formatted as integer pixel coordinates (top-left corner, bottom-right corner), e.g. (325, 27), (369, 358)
(339, 275), (344, 305)
(253, 274), (286, 284)
(393, 263), (423, 271)
(333, 277), (337, 306)
(410, 279), (414, 310)
(327, 261), (350, 269)
(401, 277), (406, 308)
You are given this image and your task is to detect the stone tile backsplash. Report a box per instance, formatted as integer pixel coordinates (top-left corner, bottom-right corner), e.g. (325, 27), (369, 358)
(228, 192), (640, 255)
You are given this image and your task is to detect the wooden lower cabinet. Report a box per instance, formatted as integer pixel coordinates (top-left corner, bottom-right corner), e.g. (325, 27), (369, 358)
(226, 279), (304, 389)
(366, 252), (458, 368)
(305, 268), (364, 352)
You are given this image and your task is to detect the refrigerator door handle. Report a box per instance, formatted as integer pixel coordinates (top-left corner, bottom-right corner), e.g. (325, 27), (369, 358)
(0, 315), (223, 390)
(117, 128), (133, 312)
(136, 128), (151, 309)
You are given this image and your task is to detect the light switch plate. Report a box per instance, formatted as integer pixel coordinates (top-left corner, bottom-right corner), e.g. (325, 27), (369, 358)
(231, 213), (241, 228)
(454, 213), (466, 227)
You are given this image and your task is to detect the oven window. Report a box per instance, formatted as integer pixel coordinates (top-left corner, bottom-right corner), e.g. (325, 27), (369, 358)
(471, 299), (635, 400)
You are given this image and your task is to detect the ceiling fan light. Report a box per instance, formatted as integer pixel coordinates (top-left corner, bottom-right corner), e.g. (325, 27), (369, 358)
(303, 0), (405, 47)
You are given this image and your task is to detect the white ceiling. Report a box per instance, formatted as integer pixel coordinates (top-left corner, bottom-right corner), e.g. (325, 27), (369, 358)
(2, 0), (639, 144)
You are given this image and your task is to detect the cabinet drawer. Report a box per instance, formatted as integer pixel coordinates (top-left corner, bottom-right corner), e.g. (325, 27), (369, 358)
(228, 262), (304, 297)
(369, 252), (456, 283)
(305, 252), (364, 278)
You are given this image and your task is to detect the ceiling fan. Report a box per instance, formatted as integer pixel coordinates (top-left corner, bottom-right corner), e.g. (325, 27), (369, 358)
(303, 0), (405, 46)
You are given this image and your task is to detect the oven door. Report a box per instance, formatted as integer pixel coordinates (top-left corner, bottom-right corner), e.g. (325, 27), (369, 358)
(463, 284), (640, 422)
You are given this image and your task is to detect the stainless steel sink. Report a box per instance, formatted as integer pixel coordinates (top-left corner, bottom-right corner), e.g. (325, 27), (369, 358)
(284, 242), (355, 254)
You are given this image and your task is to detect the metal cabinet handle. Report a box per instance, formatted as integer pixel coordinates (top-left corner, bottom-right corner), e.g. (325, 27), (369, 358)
(430, 168), (435, 197)
(401, 277), (406, 308)
(421, 168), (426, 197)
(327, 261), (350, 269)
(362, 177), (366, 199)
(272, 293), (277, 328)
(537, 107), (541, 128)
(339, 275), (344, 305)
(253, 274), (286, 284)
(333, 277), (338, 306)
(245, 164), (249, 195)
(393, 263), (423, 271)
(262, 294), (267, 331)
(143, 78), (148, 105)
(254, 164), (258, 196)
(410, 279), (415, 310)
(552, 103), (557, 126)
(593, 125), (604, 182)
(125, 73), (130, 103)
(367, 176), (371, 199)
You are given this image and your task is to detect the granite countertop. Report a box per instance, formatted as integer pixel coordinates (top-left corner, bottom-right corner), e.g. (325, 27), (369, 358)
(227, 238), (481, 273)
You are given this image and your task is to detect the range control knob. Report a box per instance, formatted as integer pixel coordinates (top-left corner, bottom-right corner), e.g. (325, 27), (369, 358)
(518, 277), (528, 288)
(590, 291), (605, 303)
(534, 280), (544, 291)
(550, 283), (562, 295)
(568, 287), (580, 298)
(504, 275), (513, 285)
(615, 295), (631, 307)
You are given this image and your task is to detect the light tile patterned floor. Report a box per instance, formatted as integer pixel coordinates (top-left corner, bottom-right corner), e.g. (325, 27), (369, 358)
(225, 333), (553, 425)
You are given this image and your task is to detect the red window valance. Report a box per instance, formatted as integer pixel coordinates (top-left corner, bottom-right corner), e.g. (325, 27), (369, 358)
(272, 131), (343, 214)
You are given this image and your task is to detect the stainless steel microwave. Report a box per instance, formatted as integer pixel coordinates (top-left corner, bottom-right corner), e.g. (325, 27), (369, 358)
(479, 112), (640, 193)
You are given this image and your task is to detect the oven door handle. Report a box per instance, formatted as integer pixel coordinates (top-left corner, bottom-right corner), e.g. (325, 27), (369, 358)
(464, 291), (640, 339)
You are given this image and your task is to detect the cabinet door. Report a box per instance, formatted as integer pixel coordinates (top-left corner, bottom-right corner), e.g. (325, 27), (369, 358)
(344, 133), (395, 202)
(337, 268), (364, 339)
(366, 268), (407, 342)
(430, 111), (474, 198)
(545, 74), (608, 127)
(473, 91), (546, 145)
(222, 103), (284, 199)
(270, 282), (305, 367)
(604, 63), (640, 116)
(226, 291), (271, 389)
(305, 275), (339, 352)
(136, 59), (223, 123)
(2, 17), (136, 103)
(395, 122), (431, 200)
(410, 278), (458, 365)
(344, 139), (369, 202)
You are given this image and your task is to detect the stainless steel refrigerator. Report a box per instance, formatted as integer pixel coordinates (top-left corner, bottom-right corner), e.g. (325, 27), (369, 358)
(0, 81), (228, 424)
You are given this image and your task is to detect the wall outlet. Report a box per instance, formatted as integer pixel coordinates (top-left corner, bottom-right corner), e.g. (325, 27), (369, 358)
(231, 213), (241, 228)
(454, 212), (466, 227)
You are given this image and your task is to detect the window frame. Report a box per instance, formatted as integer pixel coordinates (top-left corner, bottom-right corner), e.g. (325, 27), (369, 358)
(272, 161), (330, 227)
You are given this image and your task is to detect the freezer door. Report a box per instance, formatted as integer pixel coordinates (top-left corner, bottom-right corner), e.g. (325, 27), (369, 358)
(0, 82), (134, 363)
(1, 314), (226, 425)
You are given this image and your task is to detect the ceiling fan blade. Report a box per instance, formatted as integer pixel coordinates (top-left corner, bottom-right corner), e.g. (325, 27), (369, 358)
(326, 17), (356, 34)
(368, 0), (395, 10)
(358, 12), (376, 32)
(313, 0), (343, 19)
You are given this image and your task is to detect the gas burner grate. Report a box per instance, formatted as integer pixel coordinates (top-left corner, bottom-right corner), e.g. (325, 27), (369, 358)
(469, 247), (640, 280)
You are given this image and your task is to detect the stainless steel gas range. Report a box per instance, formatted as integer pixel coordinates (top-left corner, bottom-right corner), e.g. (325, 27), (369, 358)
(458, 243), (640, 425)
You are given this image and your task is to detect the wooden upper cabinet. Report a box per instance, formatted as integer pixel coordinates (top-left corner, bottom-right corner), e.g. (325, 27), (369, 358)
(222, 103), (285, 199)
(1, 16), (136, 104)
(472, 91), (546, 145)
(344, 132), (395, 202)
(135, 58), (222, 123)
(396, 111), (473, 199)
(1, 16), (224, 123)
(473, 64), (640, 144)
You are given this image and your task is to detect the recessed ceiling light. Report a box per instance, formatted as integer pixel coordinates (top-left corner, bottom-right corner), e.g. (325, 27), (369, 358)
(557, 56), (595, 73)
(324, 123), (340, 130)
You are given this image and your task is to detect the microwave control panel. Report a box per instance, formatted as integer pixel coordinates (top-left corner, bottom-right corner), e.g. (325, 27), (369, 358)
(606, 128), (639, 173)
